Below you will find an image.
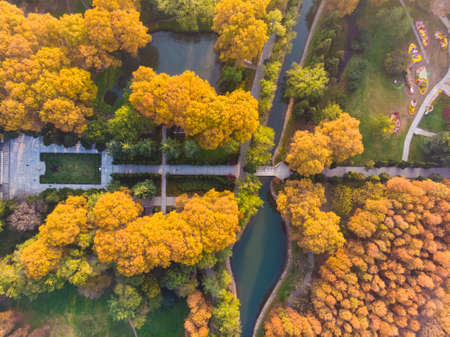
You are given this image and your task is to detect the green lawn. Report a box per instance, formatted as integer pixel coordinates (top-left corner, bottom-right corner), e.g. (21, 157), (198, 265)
(13, 285), (188, 337)
(139, 298), (188, 337)
(343, 3), (413, 164)
(40, 153), (101, 185)
(409, 135), (428, 163)
(419, 95), (449, 133)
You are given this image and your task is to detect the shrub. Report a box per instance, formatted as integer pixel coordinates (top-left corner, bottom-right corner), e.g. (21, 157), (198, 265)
(346, 57), (368, 92)
(218, 66), (244, 93)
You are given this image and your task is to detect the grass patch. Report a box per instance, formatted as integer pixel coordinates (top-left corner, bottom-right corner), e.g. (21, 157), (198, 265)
(409, 135), (428, 163)
(419, 95), (449, 133)
(40, 153), (101, 185)
(12, 285), (188, 337)
(342, 2), (413, 164)
(138, 297), (188, 337)
(94, 67), (122, 113)
(13, 285), (132, 337)
(166, 175), (235, 196)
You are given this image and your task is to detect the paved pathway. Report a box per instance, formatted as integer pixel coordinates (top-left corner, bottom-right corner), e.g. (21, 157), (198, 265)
(255, 162), (291, 180)
(113, 164), (238, 176)
(324, 166), (450, 178)
(161, 127), (167, 213)
(7, 135), (112, 198)
(401, 5), (450, 161)
(402, 62), (450, 161)
(414, 128), (437, 137)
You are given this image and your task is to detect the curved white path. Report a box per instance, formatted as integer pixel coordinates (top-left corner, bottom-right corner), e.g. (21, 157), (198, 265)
(402, 65), (450, 161)
(402, 13), (450, 162)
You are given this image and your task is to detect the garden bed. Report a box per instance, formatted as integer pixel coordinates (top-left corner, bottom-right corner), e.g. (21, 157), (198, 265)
(40, 153), (101, 185)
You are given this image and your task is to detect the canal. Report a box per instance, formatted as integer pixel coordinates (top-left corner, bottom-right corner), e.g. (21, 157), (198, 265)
(231, 0), (315, 336)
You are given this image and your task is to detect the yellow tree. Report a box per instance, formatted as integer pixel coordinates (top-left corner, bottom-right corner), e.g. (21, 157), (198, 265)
(93, 191), (143, 231)
(301, 209), (344, 254)
(185, 290), (212, 337)
(286, 130), (332, 176)
(277, 179), (326, 225)
(181, 190), (240, 253)
(316, 113), (364, 163)
(130, 67), (259, 149)
(327, 0), (360, 17)
(39, 196), (89, 247)
(20, 238), (63, 280)
(212, 0), (269, 65)
(81, 0), (151, 70)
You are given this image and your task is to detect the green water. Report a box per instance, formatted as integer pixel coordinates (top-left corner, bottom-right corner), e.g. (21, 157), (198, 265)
(231, 179), (287, 337)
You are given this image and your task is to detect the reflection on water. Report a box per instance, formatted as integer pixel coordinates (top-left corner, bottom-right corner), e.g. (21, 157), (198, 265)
(118, 31), (221, 90)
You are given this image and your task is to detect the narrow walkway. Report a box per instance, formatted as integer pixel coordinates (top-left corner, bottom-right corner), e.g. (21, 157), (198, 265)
(324, 166), (450, 178)
(161, 127), (167, 213)
(414, 128), (437, 137)
(113, 164), (238, 176)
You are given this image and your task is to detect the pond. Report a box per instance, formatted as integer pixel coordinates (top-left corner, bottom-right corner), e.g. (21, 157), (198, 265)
(115, 31), (221, 93)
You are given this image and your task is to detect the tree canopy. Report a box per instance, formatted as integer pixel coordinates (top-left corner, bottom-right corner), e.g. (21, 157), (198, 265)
(286, 113), (363, 175)
(269, 177), (450, 337)
(129, 67), (259, 149)
(212, 0), (270, 65)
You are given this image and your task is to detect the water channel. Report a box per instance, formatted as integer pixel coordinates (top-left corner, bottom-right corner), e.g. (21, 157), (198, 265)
(115, 3), (315, 333)
(231, 0), (315, 336)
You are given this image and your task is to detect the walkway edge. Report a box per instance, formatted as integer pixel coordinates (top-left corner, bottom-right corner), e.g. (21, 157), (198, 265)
(251, 179), (293, 337)
(272, 0), (326, 165)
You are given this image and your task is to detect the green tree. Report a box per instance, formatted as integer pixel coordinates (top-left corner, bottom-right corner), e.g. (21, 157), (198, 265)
(376, 7), (412, 47)
(82, 118), (110, 150)
(285, 62), (329, 100)
(108, 105), (154, 143)
(315, 103), (343, 124)
(132, 139), (158, 159)
(108, 283), (143, 322)
(332, 185), (354, 218)
(235, 175), (263, 225)
(383, 49), (409, 77)
(211, 289), (241, 337)
(161, 138), (182, 160)
(132, 180), (157, 199)
(151, 0), (217, 31)
(184, 139), (202, 160)
(424, 132), (450, 166)
(218, 66), (244, 93)
(369, 115), (395, 137)
(245, 125), (275, 172)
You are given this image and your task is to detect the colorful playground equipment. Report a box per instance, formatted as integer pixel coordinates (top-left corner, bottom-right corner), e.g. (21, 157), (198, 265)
(408, 99), (417, 115)
(415, 21), (429, 47)
(408, 43), (422, 63)
(416, 66), (428, 95)
(434, 31), (448, 50)
(389, 112), (401, 134)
